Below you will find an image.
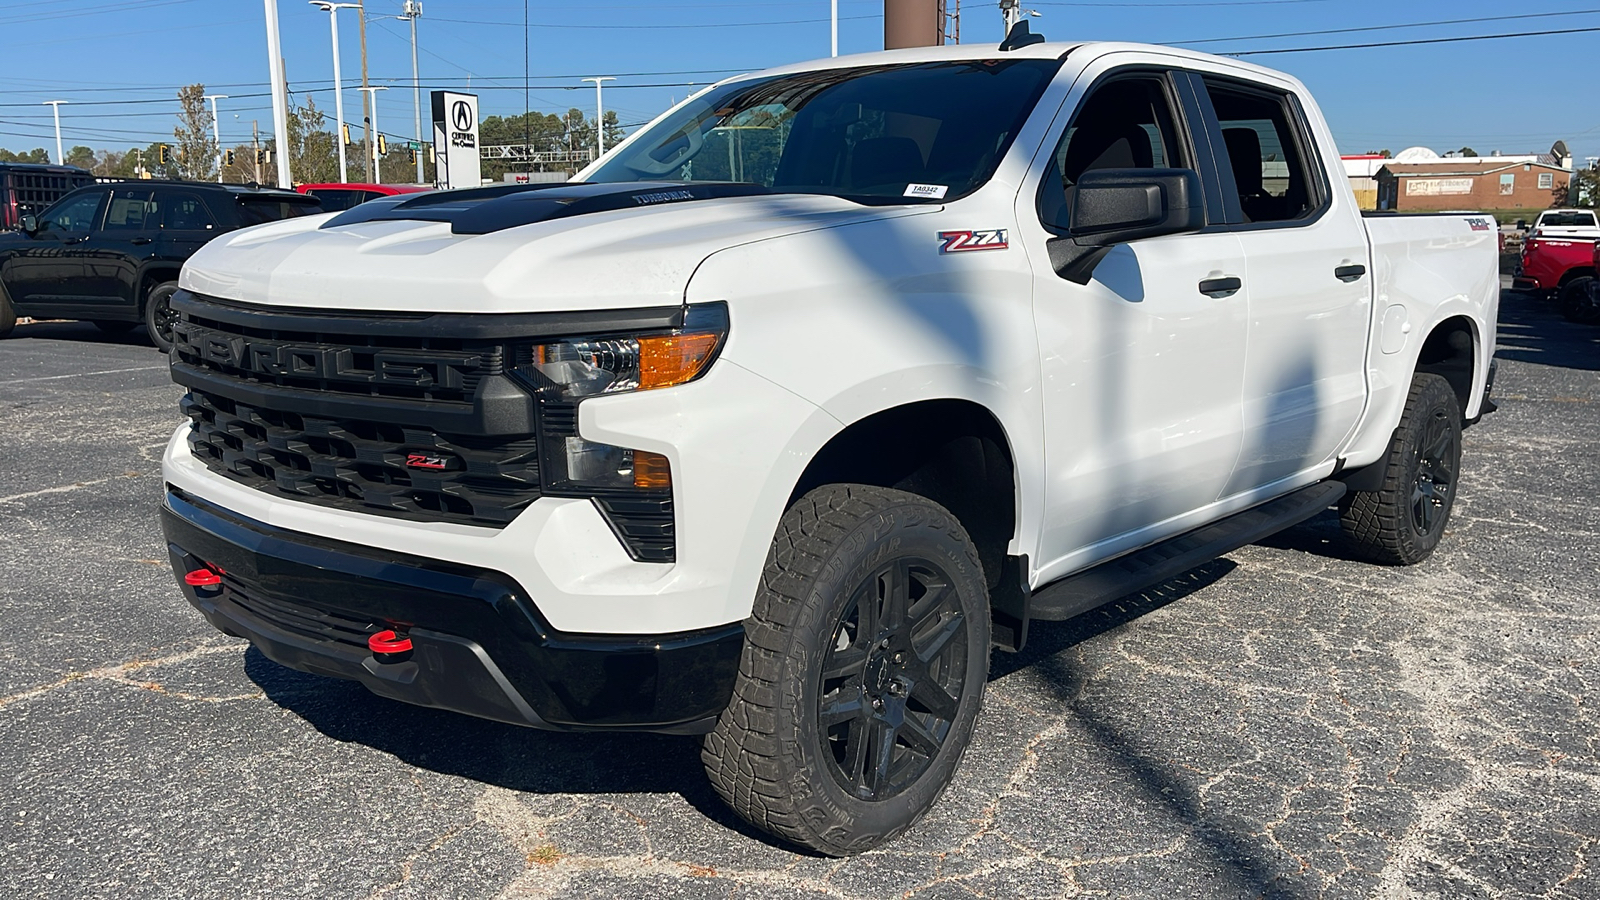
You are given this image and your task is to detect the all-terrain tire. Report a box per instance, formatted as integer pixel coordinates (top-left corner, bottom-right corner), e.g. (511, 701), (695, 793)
(1340, 374), (1463, 565)
(143, 281), (180, 352)
(1559, 276), (1599, 324)
(0, 283), (15, 338)
(702, 484), (991, 856)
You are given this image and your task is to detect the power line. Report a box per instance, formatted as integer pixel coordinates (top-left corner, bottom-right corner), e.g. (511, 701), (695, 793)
(1176, 8), (1600, 46)
(1227, 25), (1600, 56)
(428, 13), (878, 29)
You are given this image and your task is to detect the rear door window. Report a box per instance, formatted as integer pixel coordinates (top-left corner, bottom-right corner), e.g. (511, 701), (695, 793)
(236, 196), (322, 227)
(102, 189), (154, 230)
(1201, 78), (1324, 225)
(154, 190), (217, 231)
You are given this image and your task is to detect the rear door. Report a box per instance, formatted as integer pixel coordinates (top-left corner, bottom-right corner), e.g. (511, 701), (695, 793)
(0, 188), (106, 307)
(1188, 73), (1372, 495)
(151, 187), (220, 272)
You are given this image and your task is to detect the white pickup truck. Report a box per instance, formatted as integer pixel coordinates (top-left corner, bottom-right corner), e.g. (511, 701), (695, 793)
(160, 37), (1499, 854)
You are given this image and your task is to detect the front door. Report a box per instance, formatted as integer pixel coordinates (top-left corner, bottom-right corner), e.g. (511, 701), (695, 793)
(80, 187), (157, 312)
(1, 189), (105, 307)
(1019, 68), (1249, 580)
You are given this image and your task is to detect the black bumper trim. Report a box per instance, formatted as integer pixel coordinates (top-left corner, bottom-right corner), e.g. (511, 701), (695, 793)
(161, 487), (743, 733)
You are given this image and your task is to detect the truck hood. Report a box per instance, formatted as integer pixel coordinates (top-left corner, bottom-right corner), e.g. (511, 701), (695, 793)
(179, 185), (935, 314)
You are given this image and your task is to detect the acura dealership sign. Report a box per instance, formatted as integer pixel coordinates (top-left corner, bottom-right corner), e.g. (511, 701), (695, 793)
(431, 90), (480, 189)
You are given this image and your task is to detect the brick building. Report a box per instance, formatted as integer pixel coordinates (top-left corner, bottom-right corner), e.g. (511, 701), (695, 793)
(1376, 160), (1570, 211)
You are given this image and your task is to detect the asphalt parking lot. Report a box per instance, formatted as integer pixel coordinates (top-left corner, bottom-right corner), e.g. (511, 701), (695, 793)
(1, 284), (1596, 900)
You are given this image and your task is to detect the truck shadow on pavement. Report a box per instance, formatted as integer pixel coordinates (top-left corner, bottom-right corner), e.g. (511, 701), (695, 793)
(244, 558), (1261, 857)
(1493, 288), (1600, 372)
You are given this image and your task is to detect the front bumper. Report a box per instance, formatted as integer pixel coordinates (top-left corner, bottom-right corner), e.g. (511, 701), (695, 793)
(161, 487), (743, 733)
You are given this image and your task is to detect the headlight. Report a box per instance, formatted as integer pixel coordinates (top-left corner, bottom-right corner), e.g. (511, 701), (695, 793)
(508, 302), (727, 514)
(517, 303), (728, 402)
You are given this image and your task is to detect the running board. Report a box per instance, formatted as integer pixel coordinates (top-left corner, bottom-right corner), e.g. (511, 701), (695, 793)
(1029, 480), (1347, 622)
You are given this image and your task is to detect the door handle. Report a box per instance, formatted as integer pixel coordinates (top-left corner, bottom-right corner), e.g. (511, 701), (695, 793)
(129, 237), (153, 245)
(1198, 276), (1242, 299)
(65, 236), (89, 245)
(1334, 264), (1366, 282)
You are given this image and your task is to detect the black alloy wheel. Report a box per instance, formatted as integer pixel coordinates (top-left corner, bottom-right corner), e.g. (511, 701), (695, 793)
(1410, 407), (1457, 538)
(818, 556), (970, 801)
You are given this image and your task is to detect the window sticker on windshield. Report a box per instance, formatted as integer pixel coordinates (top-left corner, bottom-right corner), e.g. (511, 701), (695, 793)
(904, 183), (949, 200)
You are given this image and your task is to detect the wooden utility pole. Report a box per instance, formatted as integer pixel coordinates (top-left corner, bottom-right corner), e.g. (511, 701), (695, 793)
(252, 120), (262, 184)
(884, 0), (943, 49)
(358, 0), (373, 182)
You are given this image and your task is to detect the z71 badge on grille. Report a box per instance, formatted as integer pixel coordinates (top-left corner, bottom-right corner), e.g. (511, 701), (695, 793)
(938, 229), (1009, 253)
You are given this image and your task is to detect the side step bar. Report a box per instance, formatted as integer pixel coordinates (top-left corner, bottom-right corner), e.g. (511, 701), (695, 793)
(1029, 480), (1347, 622)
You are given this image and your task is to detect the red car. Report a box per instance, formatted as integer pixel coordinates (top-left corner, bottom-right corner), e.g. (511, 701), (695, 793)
(1514, 232), (1596, 306)
(1569, 241), (1600, 323)
(295, 182), (431, 212)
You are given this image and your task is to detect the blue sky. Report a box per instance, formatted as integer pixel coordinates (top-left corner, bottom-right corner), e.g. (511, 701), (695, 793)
(1, 0), (1595, 164)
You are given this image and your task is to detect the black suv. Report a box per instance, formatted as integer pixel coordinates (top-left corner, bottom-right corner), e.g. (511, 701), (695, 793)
(0, 181), (321, 350)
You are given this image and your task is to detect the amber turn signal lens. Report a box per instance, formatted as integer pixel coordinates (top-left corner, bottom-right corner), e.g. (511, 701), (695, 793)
(637, 332), (722, 391)
(632, 450), (672, 489)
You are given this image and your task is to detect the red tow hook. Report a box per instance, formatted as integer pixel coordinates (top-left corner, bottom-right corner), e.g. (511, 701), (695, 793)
(184, 568), (223, 589)
(368, 630), (414, 664)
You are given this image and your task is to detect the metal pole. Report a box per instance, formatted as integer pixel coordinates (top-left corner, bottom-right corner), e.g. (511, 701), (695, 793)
(204, 94), (228, 181)
(43, 101), (66, 165)
(264, 0), (293, 187)
(404, 1), (424, 184)
(832, 0), (838, 56)
(581, 77), (616, 158)
(360, 86), (387, 184)
(358, 0), (372, 182)
(312, 3), (359, 184)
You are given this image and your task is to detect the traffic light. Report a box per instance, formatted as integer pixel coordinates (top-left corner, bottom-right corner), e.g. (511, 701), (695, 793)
(342, 123), (351, 145)
(407, 147), (416, 165)
(377, 134), (388, 156)
(255, 148), (272, 166)
(224, 149), (235, 167)
(157, 144), (171, 166)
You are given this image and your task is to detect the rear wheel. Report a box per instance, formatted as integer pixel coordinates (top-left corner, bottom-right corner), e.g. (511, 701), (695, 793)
(1340, 374), (1463, 565)
(93, 320), (137, 336)
(142, 281), (179, 352)
(1559, 276), (1599, 324)
(702, 484), (990, 856)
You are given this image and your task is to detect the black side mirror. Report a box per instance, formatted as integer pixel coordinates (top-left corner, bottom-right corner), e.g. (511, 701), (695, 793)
(19, 214), (38, 234)
(1047, 168), (1204, 284)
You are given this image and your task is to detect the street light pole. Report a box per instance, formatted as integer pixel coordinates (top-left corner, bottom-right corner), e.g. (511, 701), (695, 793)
(203, 94), (228, 181)
(263, 0), (294, 187)
(581, 77), (616, 159)
(43, 101), (66, 165)
(359, 85), (388, 184)
(311, 2), (360, 184)
(831, 0), (838, 56)
(401, 0), (423, 184)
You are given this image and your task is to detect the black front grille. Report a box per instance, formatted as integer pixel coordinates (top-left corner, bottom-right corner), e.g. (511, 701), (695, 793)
(184, 390), (540, 527)
(173, 314), (502, 405)
(221, 578), (374, 652)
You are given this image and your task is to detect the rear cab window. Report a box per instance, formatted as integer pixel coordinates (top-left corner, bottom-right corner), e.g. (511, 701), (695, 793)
(304, 189), (365, 212)
(1199, 76), (1326, 226)
(236, 195), (323, 227)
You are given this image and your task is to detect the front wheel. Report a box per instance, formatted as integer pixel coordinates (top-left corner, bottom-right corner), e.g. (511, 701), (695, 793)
(0, 283), (15, 338)
(142, 281), (179, 352)
(1340, 373), (1463, 565)
(702, 485), (991, 856)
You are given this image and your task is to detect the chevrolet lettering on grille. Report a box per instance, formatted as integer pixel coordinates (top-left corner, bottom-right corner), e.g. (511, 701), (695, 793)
(185, 325), (484, 391)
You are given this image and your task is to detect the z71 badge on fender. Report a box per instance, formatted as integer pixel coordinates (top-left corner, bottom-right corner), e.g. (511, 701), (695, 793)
(938, 229), (1009, 253)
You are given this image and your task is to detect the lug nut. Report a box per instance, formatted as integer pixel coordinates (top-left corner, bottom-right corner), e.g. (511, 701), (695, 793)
(871, 697), (885, 711)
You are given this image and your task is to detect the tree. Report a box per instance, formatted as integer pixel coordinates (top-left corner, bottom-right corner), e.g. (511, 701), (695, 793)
(0, 148), (50, 163)
(1457, 146), (1477, 158)
(63, 145), (97, 170)
(174, 83), (218, 181)
(285, 94), (339, 185)
(1558, 166), (1599, 208)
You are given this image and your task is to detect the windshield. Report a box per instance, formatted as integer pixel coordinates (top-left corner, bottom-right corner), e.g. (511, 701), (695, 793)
(586, 59), (1062, 203)
(1539, 211), (1598, 227)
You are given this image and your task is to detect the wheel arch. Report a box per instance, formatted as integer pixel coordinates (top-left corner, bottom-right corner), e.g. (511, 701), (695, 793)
(136, 264), (182, 312)
(1414, 314), (1478, 417)
(785, 398), (1027, 649)
(1557, 266), (1597, 287)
